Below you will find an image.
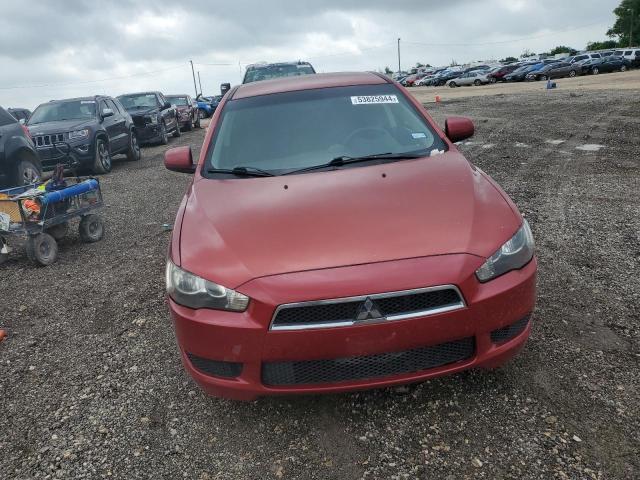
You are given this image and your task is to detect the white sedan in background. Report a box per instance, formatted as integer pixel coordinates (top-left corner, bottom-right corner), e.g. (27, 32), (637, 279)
(446, 71), (491, 87)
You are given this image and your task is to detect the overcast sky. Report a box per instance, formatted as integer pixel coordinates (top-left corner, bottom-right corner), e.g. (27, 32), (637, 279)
(0, 0), (620, 109)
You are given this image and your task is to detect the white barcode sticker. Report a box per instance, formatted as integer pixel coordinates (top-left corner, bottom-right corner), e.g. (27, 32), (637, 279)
(351, 95), (399, 105)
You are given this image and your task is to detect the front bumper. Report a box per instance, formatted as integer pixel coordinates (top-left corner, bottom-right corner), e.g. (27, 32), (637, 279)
(36, 142), (94, 170)
(169, 254), (537, 401)
(134, 124), (162, 142)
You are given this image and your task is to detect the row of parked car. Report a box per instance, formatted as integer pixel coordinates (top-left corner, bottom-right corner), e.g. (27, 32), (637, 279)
(0, 90), (226, 189)
(397, 48), (640, 88)
(0, 60), (323, 190)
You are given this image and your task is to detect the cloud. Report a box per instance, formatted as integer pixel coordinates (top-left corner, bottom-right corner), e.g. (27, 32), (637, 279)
(0, 0), (619, 108)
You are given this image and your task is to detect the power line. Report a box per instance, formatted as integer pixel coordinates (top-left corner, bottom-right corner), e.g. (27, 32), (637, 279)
(403, 22), (604, 47)
(0, 64), (186, 91)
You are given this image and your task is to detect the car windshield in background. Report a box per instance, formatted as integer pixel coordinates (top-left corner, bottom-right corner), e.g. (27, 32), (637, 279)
(243, 64), (315, 83)
(28, 100), (96, 125)
(118, 94), (158, 109)
(167, 96), (188, 106)
(206, 84), (446, 176)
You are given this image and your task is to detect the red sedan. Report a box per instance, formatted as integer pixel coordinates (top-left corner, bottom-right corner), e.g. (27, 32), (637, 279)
(164, 72), (537, 401)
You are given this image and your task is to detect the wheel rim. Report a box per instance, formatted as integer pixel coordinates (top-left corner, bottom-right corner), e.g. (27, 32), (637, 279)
(131, 135), (140, 157)
(89, 221), (99, 235)
(570, 71), (576, 77)
(39, 239), (51, 259)
(621, 66), (626, 71)
(593, 68), (598, 74)
(99, 143), (111, 169)
(23, 165), (40, 184)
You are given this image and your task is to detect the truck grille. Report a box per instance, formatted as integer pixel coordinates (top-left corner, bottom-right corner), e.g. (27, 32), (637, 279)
(270, 286), (465, 331)
(262, 337), (475, 386)
(32, 133), (65, 147)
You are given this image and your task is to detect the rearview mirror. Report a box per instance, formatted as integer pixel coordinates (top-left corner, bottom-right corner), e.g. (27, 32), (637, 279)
(445, 116), (475, 143)
(102, 108), (114, 118)
(165, 146), (195, 173)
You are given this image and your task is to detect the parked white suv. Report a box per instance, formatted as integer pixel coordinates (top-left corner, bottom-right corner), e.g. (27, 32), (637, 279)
(621, 48), (640, 62)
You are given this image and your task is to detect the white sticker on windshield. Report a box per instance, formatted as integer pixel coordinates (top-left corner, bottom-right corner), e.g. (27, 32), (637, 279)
(351, 95), (399, 105)
(80, 101), (95, 104)
(411, 132), (427, 139)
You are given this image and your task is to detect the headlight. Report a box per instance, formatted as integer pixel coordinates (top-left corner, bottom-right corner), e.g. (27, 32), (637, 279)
(146, 115), (158, 125)
(476, 220), (535, 282)
(165, 260), (249, 311)
(68, 129), (89, 139)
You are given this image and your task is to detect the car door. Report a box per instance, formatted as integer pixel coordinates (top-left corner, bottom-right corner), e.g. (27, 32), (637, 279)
(157, 93), (177, 131)
(99, 99), (120, 152)
(106, 99), (128, 152)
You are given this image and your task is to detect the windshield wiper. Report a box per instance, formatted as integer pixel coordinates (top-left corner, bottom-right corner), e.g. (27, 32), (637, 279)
(283, 152), (426, 175)
(207, 166), (275, 177)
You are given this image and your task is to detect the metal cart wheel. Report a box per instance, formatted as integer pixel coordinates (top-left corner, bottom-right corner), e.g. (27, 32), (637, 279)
(79, 214), (104, 243)
(46, 222), (68, 241)
(26, 233), (58, 266)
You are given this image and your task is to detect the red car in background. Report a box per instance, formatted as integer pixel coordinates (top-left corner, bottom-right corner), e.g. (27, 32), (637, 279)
(487, 64), (520, 83)
(164, 72), (537, 401)
(166, 94), (201, 131)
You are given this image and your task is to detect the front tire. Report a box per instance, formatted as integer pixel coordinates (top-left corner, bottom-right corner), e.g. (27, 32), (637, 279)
(26, 233), (58, 266)
(449, 82), (457, 88)
(172, 121), (182, 138)
(126, 131), (141, 162)
(474, 79), (482, 86)
(159, 123), (169, 145)
(620, 65), (627, 72)
(194, 110), (201, 129)
(92, 138), (112, 174)
(592, 67), (599, 75)
(569, 70), (577, 78)
(13, 155), (41, 186)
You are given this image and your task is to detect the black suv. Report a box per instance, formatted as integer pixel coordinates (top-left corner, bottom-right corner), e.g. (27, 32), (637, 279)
(117, 91), (180, 145)
(0, 106), (41, 189)
(27, 96), (140, 174)
(242, 61), (316, 84)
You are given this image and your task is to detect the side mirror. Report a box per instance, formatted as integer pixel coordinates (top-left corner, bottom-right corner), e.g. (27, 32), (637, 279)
(19, 118), (26, 125)
(163, 101), (171, 110)
(165, 146), (195, 173)
(445, 116), (475, 143)
(102, 108), (114, 118)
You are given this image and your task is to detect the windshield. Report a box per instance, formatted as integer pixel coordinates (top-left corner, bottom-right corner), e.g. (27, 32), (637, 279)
(118, 93), (159, 109)
(167, 96), (188, 106)
(243, 64), (315, 84)
(28, 100), (96, 125)
(206, 84), (446, 176)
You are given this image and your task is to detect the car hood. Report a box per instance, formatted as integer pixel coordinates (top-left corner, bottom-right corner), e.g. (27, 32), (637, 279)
(125, 107), (159, 117)
(27, 119), (94, 134)
(178, 152), (522, 289)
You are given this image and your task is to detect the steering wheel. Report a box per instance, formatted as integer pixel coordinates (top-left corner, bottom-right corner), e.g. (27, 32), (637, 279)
(342, 127), (392, 150)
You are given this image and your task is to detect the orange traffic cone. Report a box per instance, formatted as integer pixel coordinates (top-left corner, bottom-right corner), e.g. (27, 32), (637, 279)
(435, 95), (441, 104)
(0, 330), (6, 342)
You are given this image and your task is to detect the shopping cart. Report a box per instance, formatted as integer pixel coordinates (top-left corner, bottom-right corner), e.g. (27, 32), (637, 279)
(0, 143), (105, 266)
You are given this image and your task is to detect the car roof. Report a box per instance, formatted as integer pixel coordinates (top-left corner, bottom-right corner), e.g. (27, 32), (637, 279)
(232, 72), (388, 100)
(118, 91), (160, 97)
(245, 61), (313, 70)
(45, 96), (103, 104)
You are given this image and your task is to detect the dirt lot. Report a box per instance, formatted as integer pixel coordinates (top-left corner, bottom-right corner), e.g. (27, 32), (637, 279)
(1, 80), (639, 479)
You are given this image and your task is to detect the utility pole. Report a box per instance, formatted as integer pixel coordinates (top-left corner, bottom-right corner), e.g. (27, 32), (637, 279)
(397, 38), (401, 74)
(189, 60), (198, 97)
(197, 71), (203, 96)
(631, 8), (635, 48)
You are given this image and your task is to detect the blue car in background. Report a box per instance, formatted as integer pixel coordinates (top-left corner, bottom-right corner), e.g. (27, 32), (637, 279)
(195, 95), (222, 118)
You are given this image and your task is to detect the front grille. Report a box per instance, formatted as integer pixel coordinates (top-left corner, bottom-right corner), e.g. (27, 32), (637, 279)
(262, 337), (475, 386)
(32, 133), (65, 147)
(271, 286), (464, 330)
(187, 353), (243, 378)
(132, 116), (148, 128)
(490, 315), (531, 343)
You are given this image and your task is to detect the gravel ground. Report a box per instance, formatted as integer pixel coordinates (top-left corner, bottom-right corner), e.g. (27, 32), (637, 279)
(1, 87), (638, 479)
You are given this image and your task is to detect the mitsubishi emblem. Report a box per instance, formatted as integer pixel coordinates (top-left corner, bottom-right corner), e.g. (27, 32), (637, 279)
(356, 297), (383, 321)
